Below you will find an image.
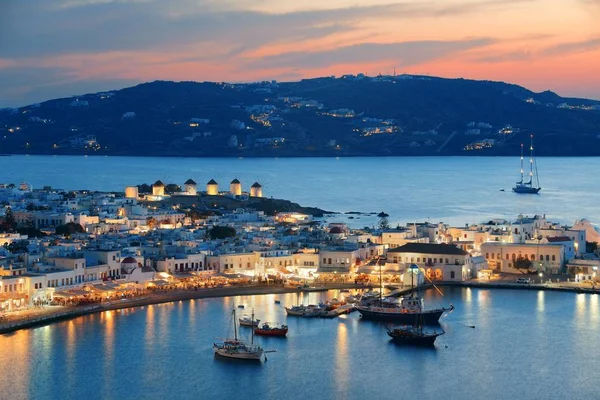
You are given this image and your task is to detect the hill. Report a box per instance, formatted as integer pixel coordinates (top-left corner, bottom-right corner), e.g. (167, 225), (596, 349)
(1, 74), (600, 156)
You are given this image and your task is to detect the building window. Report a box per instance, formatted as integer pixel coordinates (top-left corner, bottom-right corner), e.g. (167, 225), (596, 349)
(450, 271), (455, 279)
(552, 255), (556, 261)
(546, 255), (550, 261)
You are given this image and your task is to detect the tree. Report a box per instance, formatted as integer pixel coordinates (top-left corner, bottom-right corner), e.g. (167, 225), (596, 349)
(514, 256), (532, 271)
(164, 184), (181, 194)
(4, 240), (29, 253)
(17, 226), (45, 238)
(586, 241), (598, 253)
(209, 226), (236, 240)
(1, 207), (16, 232)
(55, 222), (85, 237)
(378, 216), (390, 230)
(137, 183), (152, 194)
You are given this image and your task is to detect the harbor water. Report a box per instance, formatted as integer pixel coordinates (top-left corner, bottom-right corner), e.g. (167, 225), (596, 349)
(0, 287), (598, 400)
(1, 155), (600, 228)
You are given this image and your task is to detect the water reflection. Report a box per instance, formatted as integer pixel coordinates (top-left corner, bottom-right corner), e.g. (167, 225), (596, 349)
(2, 288), (600, 399)
(334, 322), (349, 396)
(590, 294), (598, 323)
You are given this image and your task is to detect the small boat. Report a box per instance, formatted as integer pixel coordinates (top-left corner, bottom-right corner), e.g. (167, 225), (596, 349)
(387, 324), (444, 346)
(237, 305), (245, 309)
(512, 135), (541, 194)
(285, 305), (307, 316)
(214, 309), (264, 361)
(274, 300), (281, 304)
(239, 314), (260, 327)
(254, 322), (288, 337)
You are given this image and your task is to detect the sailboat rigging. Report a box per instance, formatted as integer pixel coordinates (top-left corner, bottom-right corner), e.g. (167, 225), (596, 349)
(513, 135), (541, 194)
(356, 264), (454, 323)
(214, 308), (271, 361)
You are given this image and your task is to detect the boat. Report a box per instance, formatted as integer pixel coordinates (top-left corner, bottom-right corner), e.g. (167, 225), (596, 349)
(387, 323), (444, 346)
(237, 304), (245, 309)
(284, 305), (307, 316)
(274, 300), (281, 304)
(239, 314), (260, 327)
(512, 135), (541, 194)
(214, 308), (264, 361)
(254, 322), (288, 337)
(356, 264), (454, 324)
(285, 304), (325, 317)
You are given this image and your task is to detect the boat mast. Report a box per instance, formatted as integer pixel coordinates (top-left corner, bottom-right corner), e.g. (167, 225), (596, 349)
(379, 259), (383, 305)
(251, 308), (255, 345)
(528, 135), (534, 186)
(519, 143), (524, 184)
(233, 308), (238, 341)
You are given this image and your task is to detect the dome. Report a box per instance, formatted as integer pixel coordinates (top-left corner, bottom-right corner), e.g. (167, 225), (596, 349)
(329, 227), (344, 234)
(185, 179), (196, 185)
(153, 180), (165, 187)
(207, 179), (218, 185)
(231, 178), (240, 184)
(251, 182), (262, 188)
(121, 256), (138, 264)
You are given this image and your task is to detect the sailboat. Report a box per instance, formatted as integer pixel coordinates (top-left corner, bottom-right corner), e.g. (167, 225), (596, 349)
(214, 308), (265, 360)
(387, 313), (445, 346)
(513, 135), (541, 194)
(356, 264), (454, 324)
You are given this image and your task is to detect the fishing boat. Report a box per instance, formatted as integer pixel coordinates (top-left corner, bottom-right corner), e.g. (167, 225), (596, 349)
(285, 304), (325, 317)
(387, 322), (444, 346)
(284, 305), (307, 316)
(356, 264), (454, 324)
(238, 314), (260, 327)
(512, 135), (541, 194)
(214, 308), (264, 361)
(254, 322), (288, 337)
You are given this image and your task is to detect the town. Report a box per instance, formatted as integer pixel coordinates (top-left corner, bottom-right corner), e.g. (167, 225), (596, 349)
(1, 179), (599, 328)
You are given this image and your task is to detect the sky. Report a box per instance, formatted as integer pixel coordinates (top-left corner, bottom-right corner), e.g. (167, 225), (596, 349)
(0, 0), (599, 107)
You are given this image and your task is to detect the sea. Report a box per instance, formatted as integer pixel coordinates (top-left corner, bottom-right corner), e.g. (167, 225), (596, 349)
(1, 155), (599, 228)
(0, 287), (598, 400)
(1, 155), (600, 399)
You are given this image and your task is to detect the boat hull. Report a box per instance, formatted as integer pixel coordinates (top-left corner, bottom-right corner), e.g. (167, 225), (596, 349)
(357, 307), (449, 324)
(387, 332), (441, 346)
(254, 328), (288, 337)
(214, 348), (263, 360)
(512, 186), (541, 194)
(239, 320), (260, 327)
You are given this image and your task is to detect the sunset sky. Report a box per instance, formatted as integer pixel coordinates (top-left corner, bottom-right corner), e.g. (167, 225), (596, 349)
(1, 0), (599, 107)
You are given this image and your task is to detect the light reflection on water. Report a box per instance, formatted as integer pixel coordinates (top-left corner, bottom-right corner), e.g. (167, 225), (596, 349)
(0, 288), (599, 399)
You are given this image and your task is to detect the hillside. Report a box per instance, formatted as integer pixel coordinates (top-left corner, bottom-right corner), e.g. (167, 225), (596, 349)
(1, 75), (600, 156)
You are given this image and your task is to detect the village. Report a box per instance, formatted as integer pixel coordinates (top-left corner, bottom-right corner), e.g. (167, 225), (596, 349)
(1, 179), (599, 322)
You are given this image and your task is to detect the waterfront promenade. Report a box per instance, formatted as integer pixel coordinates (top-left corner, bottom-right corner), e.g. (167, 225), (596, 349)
(1, 277), (599, 335)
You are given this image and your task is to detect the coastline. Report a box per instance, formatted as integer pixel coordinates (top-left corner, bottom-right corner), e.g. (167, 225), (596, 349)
(0, 283), (357, 335)
(1, 280), (598, 336)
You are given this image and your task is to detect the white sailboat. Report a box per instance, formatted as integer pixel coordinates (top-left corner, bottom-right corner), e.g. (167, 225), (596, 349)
(513, 134), (541, 194)
(214, 308), (264, 361)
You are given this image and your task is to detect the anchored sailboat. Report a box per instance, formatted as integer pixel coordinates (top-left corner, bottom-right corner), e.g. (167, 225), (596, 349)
(513, 135), (541, 194)
(214, 308), (275, 361)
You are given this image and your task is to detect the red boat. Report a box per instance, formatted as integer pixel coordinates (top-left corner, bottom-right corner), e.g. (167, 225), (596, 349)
(254, 322), (288, 337)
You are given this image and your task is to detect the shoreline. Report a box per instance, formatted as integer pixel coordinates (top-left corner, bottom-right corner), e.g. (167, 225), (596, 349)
(1, 281), (598, 335)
